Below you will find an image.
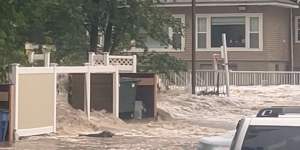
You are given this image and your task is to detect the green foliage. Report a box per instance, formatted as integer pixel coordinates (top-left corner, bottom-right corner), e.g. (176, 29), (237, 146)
(137, 52), (187, 77)
(0, 0), (28, 83)
(0, 0), (183, 83)
(81, 0), (182, 53)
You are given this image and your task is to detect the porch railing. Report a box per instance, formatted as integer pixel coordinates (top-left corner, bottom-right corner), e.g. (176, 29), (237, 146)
(88, 52), (137, 73)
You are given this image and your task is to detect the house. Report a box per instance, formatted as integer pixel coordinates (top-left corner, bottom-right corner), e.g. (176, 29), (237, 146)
(140, 0), (300, 71)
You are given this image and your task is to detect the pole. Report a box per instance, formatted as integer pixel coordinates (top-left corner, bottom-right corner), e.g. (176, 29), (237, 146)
(191, 0), (196, 94)
(222, 33), (230, 97)
(290, 8), (294, 71)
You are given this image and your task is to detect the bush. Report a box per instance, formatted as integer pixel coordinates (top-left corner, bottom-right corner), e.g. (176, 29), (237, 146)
(137, 52), (187, 77)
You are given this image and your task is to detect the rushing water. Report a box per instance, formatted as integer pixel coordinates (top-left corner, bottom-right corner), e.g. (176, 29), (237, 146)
(4, 136), (198, 150)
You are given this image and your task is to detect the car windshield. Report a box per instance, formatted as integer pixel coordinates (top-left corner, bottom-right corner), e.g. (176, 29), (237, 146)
(242, 125), (300, 150)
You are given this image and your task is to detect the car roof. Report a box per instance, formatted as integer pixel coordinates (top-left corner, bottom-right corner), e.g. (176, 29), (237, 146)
(248, 117), (300, 126)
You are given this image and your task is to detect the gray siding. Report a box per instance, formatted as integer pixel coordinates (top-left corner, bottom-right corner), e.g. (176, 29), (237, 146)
(163, 6), (291, 71)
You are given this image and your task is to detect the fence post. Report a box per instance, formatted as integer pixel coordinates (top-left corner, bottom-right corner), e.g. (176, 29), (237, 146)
(50, 63), (57, 132)
(103, 52), (109, 66)
(133, 55), (137, 73)
(294, 73), (296, 85)
(28, 51), (35, 64)
(88, 52), (95, 66)
(44, 51), (51, 67)
(11, 63), (19, 140)
(84, 63), (91, 120)
(113, 69), (119, 118)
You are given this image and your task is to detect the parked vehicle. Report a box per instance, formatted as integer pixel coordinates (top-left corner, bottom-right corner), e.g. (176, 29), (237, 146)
(231, 106), (300, 150)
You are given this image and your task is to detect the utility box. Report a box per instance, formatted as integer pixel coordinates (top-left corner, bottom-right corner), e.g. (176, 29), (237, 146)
(119, 78), (139, 119)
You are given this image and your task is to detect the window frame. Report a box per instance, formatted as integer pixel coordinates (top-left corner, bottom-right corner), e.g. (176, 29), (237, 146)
(130, 14), (185, 52)
(196, 13), (263, 51)
(295, 16), (300, 43)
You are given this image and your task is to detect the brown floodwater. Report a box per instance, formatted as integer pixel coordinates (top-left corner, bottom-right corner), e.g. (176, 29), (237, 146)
(1, 136), (199, 150)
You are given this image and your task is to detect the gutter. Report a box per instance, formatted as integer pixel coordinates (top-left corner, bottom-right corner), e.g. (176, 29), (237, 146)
(157, 2), (299, 8)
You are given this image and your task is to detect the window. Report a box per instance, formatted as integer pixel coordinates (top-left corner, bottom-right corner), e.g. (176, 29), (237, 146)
(197, 17), (207, 48)
(196, 14), (263, 51)
(144, 15), (185, 51)
(295, 16), (300, 43)
(242, 126), (300, 150)
(211, 17), (245, 48)
(250, 17), (259, 48)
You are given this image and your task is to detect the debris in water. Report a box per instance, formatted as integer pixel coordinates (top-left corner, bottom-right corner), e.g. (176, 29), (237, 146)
(79, 131), (114, 138)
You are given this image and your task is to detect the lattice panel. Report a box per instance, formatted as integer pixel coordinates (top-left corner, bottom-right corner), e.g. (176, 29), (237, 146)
(94, 55), (105, 65)
(109, 58), (133, 66)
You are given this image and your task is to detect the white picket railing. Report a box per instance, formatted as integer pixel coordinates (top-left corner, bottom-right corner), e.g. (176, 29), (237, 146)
(160, 70), (300, 92)
(88, 52), (137, 73)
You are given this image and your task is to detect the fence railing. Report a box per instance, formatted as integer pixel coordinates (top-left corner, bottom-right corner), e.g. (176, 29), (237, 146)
(159, 70), (300, 93)
(88, 52), (137, 73)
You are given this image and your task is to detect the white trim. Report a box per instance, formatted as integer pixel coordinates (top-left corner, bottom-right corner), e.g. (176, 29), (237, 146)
(18, 66), (119, 74)
(128, 48), (184, 52)
(196, 13), (263, 51)
(18, 67), (54, 74)
(295, 16), (300, 43)
(157, 2), (299, 8)
(16, 126), (53, 137)
(245, 16), (250, 49)
(18, 63), (134, 74)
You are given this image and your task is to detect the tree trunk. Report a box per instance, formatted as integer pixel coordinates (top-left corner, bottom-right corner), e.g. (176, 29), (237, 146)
(89, 16), (99, 52)
(103, 22), (112, 53)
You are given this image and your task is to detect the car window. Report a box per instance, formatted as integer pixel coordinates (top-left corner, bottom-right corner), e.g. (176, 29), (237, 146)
(242, 125), (300, 150)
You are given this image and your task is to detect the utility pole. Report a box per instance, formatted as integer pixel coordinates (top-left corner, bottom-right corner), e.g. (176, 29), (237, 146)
(191, 0), (196, 94)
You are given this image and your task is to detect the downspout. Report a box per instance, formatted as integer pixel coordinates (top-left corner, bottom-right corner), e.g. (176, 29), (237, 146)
(290, 8), (294, 71)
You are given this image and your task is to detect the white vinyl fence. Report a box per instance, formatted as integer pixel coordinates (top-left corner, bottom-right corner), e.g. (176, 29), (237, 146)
(160, 71), (300, 94)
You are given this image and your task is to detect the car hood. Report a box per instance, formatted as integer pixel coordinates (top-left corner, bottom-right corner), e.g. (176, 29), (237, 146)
(199, 130), (235, 146)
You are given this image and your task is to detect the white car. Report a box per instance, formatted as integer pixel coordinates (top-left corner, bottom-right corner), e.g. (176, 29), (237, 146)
(231, 106), (300, 150)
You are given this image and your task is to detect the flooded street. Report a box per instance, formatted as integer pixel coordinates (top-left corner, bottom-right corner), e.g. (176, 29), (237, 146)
(2, 85), (300, 149)
(8, 136), (198, 150)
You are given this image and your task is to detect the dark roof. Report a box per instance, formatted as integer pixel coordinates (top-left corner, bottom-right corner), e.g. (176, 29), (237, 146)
(157, 0), (299, 8)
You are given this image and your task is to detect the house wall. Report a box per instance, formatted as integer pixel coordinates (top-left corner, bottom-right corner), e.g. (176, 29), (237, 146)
(18, 74), (55, 129)
(163, 6), (291, 71)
